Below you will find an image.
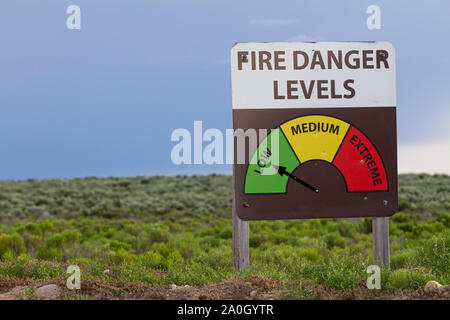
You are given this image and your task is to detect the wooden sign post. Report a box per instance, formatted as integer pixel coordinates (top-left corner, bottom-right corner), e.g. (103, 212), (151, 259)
(232, 214), (391, 271)
(230, 42), (397, 270)
(232, 207), (249, 271)
(373, 217), (390, 266)
(232, 166), (249, 271)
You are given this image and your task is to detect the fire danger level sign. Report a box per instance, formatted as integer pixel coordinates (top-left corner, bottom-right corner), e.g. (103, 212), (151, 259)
(231, 42), (398, 220)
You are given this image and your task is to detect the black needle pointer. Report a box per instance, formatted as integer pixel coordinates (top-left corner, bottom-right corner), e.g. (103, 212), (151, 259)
(273, 165), (319, 193)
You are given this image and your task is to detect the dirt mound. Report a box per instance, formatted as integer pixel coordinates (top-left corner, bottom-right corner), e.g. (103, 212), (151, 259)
(312, 284), (449, 300)
(0, 275), (447, 300)
(76, 274), (279, 300)
(0, 286), (27, 300)
(0, 275), (279, 300)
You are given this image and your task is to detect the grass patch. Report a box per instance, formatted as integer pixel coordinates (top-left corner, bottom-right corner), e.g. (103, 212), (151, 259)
(0, 174), (447, 296)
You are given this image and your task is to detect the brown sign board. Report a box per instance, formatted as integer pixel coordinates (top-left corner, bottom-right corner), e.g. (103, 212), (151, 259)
(231, 42), (398, 220)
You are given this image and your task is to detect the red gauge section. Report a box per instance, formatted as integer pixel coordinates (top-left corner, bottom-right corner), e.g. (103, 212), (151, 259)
(333, 126), (388, 191)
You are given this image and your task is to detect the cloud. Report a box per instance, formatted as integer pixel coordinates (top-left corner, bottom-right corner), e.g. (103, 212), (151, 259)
(249, 19), (299, 26)
(286, 34), (324, 42)
(398, 100), (450, 174)
(398, 142), (450, 174)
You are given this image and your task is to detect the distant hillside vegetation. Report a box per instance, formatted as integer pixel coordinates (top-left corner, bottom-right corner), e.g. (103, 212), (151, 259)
(0, 173), (447, 219)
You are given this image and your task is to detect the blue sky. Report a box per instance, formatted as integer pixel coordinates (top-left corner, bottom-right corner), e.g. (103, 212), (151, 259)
(0, 0), (449, 179)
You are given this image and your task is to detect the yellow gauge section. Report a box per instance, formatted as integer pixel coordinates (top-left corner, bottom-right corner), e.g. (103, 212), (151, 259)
(280, 115), (350, 163)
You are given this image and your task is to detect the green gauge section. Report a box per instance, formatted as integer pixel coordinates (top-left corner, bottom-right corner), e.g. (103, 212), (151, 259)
(244, 128), (300, 194)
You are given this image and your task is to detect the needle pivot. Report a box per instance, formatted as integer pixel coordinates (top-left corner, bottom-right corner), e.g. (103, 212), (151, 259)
(273, 165), (319, 193)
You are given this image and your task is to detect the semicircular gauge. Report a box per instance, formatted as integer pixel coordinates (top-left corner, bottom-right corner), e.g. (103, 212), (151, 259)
(244, 115), (388, 194)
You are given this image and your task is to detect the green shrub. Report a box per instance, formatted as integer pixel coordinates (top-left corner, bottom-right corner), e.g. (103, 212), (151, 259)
(391, 249), (416, 269)
(298, 248), (320, 262)
(167, 250), (184, 269)
(416, 234), (450, 281)
(336, 221), (357, 238)
(323, 233), (346, 249)
(31, 262), (62, 279)
(437, 211), (450, 228)
(397, 222), (414, 233)
(61, 229), (81, 243)
(297, 254), (368, 290)
(45, 233), (64, 248)
(17, 253), (31, 264)
(249, 234), (267, 248)
(148, 226), (171, 244)
(108, 240), (132, 251)
(1, 250), (14, 261)
(218, 227), (232, 239)
(392, 212), (415, 223)
(139, 251), (166, 269)
(358, 218), (372, 234)
(385, 268), (433, 292)
(110, 249), (137, 263)
(36, 247), (63, 261)
(0, 260), (26, 278)
(0, 233), (26, 259)
(200, 236), (221, 248)
(398, 201), (412, 212)
(172, 235), (199, 260)
(276, 280), (317, 300)
(24, 223), (42, 236)
(39, 220), (54, 232)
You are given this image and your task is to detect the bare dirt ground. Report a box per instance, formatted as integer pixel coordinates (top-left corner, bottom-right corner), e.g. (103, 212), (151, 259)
(0, 275), (447, 300)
